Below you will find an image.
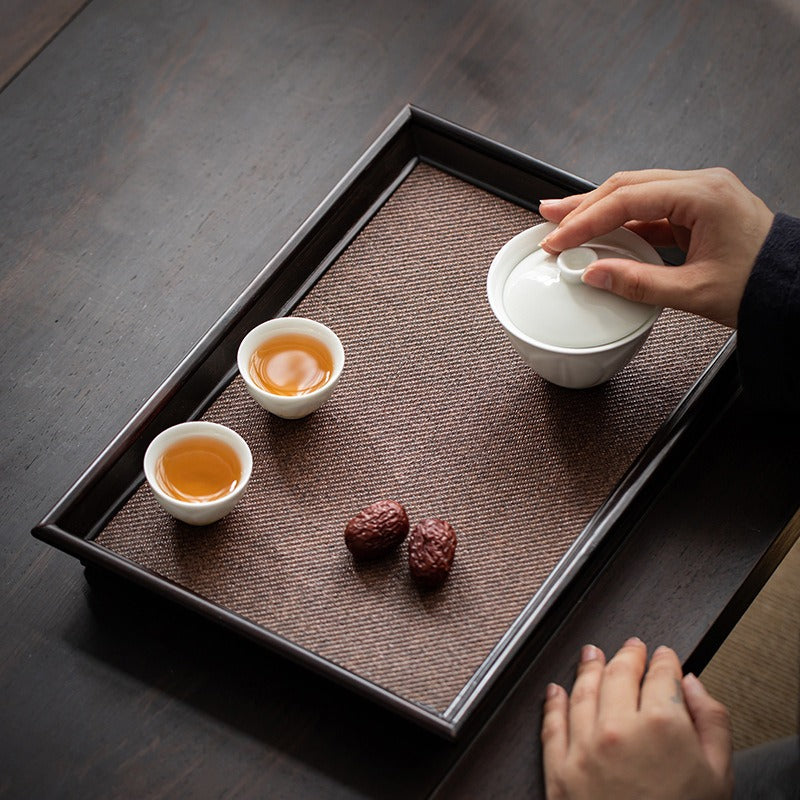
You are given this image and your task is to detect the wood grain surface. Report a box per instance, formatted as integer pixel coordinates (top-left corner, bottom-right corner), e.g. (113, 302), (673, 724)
(0, 0), (88, 89)
(2, 1), (799, 797)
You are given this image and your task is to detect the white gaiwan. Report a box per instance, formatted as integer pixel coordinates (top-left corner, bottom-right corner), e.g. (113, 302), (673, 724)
(487, 222), (662, 388)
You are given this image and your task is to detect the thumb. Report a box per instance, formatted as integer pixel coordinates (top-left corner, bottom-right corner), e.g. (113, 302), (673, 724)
(581, 258), (688, 308)
(682, 673), (733, 781)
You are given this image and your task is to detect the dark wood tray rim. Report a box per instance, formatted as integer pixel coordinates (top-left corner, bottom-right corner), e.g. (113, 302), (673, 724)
(31, 105), (738, 739)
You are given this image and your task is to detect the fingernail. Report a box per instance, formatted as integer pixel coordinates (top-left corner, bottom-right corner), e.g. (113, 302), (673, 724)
(539, 198), (559, 207)
(624, 636), (645, 647)
(581, 644), (600, 662)
(540, 234), (559, 253)
(582, 267), (611, 290)
(653, 645), (671, 657)
(546, 682), (561, 699)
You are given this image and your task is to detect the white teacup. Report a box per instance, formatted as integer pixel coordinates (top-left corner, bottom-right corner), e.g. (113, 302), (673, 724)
(237, 317), (345, 419)
(144, 421), (252, 525)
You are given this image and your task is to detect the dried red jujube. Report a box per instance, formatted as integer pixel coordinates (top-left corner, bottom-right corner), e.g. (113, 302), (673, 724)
(344, 499), (409, 560)
(408, 518), (457, 586)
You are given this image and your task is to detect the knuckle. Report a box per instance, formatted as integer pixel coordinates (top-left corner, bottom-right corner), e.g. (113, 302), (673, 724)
(570, 748), (592, 776)
(540, 716), (561, 743)
(546, 774), (570, 800)
(607, 170), (631, 189)
(604, 658), (635, 680)
(645, 706), (680, 735)
(570, 681), (598, 705)
(610, 184), (647, 228)
(624, 268), (649, 304)
(596, 721), (625, 752)
(705, 166), (739, 196)
(709, 166), (735, 182)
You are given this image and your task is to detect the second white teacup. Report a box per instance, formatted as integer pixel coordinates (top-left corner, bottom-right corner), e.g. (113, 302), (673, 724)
(237, 317), (345, 419)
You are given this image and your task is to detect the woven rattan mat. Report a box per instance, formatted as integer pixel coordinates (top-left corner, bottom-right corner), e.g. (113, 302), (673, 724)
(97, 163), (731, 713)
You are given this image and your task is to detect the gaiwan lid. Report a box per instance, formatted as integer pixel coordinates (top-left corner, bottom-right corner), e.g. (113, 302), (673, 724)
(500, 223), (661, 349)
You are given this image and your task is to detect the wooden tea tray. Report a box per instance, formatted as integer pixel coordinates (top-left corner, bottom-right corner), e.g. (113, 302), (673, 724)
(33, 107), (736, 738)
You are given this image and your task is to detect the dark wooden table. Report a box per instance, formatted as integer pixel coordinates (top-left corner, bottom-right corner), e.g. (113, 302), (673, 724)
(2, 1), (798, 797)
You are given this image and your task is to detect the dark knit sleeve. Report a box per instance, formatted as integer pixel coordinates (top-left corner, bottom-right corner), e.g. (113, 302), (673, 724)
(736, 212), (800, 409)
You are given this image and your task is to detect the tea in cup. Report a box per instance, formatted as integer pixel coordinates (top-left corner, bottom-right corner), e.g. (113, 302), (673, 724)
(238, 317), (344, 418)
(144, 421), (252, 525)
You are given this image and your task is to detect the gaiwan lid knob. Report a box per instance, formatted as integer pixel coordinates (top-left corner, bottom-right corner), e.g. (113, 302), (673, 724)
(501, 223), (661, 348)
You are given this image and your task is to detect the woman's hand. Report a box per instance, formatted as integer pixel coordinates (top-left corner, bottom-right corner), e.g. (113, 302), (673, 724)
(541, 639), (733, 800)
(538, 168), (774, 327)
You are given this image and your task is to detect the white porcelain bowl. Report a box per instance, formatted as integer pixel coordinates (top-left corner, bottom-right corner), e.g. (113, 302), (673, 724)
(487, 222), (662, 388)
(144, 421), (252, 526)
(237, 317), (345, 419)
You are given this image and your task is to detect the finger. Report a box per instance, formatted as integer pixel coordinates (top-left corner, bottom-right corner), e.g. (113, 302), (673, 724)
(540, 170), (691, 245)
(539, 170), (685, 228)
(539, 194), (585, 222)
(596, 637), (648, 723)
(585, 257), (741, 327)
(541, 682), (569, 793)
(542, 177), (704, 254)
(568, 644), (606, 749)
(639, 645), (689, 715)
(581, 258), (700, 310)
(545, 216), (682, 250)
(682, 673), (733, 781)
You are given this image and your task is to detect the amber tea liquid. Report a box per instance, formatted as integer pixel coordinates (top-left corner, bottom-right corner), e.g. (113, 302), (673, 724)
(156, 435), (241, 503)
(248, 333), (333, 396)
